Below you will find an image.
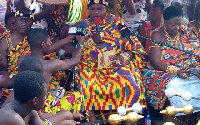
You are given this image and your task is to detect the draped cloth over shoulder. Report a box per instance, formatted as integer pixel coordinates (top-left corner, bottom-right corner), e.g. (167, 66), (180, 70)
(143, 26), (200, 110)
(77, 13), (147, 110)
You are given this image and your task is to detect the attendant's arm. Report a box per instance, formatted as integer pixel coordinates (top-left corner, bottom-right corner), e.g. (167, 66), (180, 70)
(6, 0), (11, 14)
(29, 110), (46, 125)
(49, 35), (74, 53)
(0, 76), (13, 89)
(124, 0), (136, 15)
(138, 24), (146, 47)
(34, 4), (55, 22)
(0, 39), (8, 71)
(49, 36), (85, 73)
(4, 115), (26, 125)
(2, 91), (14, 108)
(149, 32), (167, 71)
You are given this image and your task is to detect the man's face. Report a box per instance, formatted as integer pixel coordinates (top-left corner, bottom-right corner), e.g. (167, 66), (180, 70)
(6, 16), (16, 33)
(88, 4), (106, 20)
(16, 16), (33, 35)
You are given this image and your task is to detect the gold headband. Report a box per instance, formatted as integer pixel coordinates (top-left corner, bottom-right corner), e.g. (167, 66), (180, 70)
(15, 10), (34, 19)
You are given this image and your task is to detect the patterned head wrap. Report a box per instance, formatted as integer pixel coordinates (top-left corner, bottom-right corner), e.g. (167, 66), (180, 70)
(87, 0), (108, 8)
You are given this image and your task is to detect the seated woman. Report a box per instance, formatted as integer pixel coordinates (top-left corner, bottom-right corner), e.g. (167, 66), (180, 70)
(143, 6), (200, 124)
(76, 0), (147, 123)
(187, 1), (200, 40)
(138, 0), (164, 54)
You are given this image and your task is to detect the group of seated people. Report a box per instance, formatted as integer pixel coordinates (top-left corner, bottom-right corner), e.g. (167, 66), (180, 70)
(1, 0), (200, 125)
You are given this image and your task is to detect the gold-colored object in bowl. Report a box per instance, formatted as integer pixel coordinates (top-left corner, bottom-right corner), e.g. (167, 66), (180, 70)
(163, 122), (175, 125)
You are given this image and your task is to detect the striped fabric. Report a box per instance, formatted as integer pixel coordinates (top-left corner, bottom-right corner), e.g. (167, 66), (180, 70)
(77, 13), (147, 110)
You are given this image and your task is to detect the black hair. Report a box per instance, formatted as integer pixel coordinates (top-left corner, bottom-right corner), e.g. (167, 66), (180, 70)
(27, 28), (49, 48)
(4, 12), (15, 25)
(153, 0), (165, 10)
(13, 71), (45, 103)
(19, 57), (43, 74)
(194, 1), (200, 19)
(163, 6), (183, 20)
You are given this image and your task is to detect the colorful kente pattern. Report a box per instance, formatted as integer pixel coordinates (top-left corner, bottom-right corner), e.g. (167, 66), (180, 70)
(144, 21), (153, 54)
(187, 23), (200, 40)
(0, 22), (10, 39)
(2, 36), (30, 97)
(143, 26), (200, 110)
(106, 0), (124, 18)
(77, 13), (147, 110)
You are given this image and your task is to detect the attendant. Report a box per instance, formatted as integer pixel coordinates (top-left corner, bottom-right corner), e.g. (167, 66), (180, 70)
(143, 6), (200, 124)
(187, 1), (200, 39)
(0, 71), (48, 125)
(76, 0), (147, 123)
(138, 0), (164, 54)
(5, 12), (16, 34)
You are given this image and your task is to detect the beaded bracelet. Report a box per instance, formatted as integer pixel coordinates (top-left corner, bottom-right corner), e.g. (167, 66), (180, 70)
(76, 44), (83, 50)
(120, 52), (130, 62)
(166, 65), (179, 75)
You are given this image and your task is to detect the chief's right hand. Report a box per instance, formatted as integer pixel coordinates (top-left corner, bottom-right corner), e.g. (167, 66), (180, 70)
(65, 35), (75, 44)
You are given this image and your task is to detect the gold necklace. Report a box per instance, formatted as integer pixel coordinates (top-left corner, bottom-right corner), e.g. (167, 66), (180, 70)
(164, 25), (180, 42)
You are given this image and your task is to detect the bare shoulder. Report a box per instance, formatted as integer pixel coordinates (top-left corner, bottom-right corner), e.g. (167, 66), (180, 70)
(0, 108), (26, 125)
(0, 38), (8, 51)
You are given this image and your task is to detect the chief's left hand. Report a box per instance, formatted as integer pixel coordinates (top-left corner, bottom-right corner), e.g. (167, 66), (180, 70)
(111, 55), (124, 66)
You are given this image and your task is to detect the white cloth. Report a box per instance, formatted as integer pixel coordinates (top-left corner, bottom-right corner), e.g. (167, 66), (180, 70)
(166, 75), (200, 116)
(123, 0), (147, 34)
(0, 1), (6, 22)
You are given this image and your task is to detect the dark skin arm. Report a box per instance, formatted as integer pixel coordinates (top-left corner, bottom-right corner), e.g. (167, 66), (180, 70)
(124, 0), (136, 15)
(0, 76), (14, 89)
(28, 111), (46, 125)
(49, 35), (85, 73)
(138, 23), (146, 47)
(34, 4), (55, 22)
(0, 38), (8, 70)
(49, 35), (74, 53)
(150, 31), (190, 79)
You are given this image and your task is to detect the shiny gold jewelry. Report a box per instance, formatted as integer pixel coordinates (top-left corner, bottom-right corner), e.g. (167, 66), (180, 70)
(149, 45), (160, 50)
(9, 74), (14, 78)
(120, 52), (130, 62)
(181, 73), (189, 79)
(164, 25), (180, 42)
(163, 122), (175, 125)
(83, 37), (96, 49)
(100, 32), (104, 40)
(116, 60), (121, 65)
(166, 65), (179, 75)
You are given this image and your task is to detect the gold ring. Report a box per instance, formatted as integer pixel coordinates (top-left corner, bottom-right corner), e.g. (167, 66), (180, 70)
(116, 60), (121, 65)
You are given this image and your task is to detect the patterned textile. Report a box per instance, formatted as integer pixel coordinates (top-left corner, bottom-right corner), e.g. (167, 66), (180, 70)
(0, 22), (10, 39)
(144, 21), (152, 54)
(43, 91), (82, 114)
(143, 26), (200, 110)
(107, 0), (124, 18)
(187, 23), (200, 40)
(77, 13), (147, 110)
(2, 36), (30, 97)
(49, 0), (82, 37)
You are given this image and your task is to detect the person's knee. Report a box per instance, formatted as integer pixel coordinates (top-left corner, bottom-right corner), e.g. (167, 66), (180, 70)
(59, 120), (76, 125)
(57, 110), (73, 120)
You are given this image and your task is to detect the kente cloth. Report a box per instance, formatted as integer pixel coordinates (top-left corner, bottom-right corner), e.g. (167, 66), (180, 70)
(144, 21), (152, 54)
(106, 0), (124, 18)
(49, 0), (82, 37)
(0, 22), (10, 39)
(166, 75), (200, 116)
(187, 23), (200, 40)
(143, 26), (200, 110)
(2, 36), (30, 97)
(43, 91), (82, 113)
(77, 13), (147, 110)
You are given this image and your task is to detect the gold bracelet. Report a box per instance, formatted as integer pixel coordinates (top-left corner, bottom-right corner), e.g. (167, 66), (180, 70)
(9, 74), (14, 78)
(83, 37), (96, 49)
(120, 52), (130, 62)
(149, 45), (160, 50)
(166, 65), (179, 75)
